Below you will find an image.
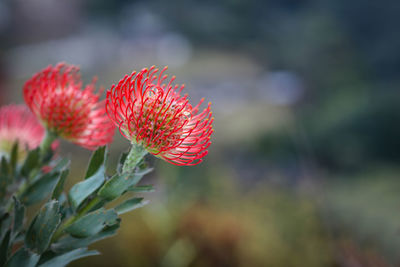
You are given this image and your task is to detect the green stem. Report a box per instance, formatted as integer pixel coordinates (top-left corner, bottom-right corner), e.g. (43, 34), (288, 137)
(122, 143), (147, 173)
(40, 130), (57, 158)
(53, 143), (147, 241)
(53, 196), (102, 241)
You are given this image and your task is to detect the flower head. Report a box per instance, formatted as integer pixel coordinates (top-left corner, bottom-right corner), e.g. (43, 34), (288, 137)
(23, 63), (115, 150)
(106, 66), (213, 166)
(0, 104), (56, 157)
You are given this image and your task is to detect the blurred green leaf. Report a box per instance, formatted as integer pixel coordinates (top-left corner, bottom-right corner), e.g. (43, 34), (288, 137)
(21, 172), (61, 205)
(98, 173), (130, 201)
(68, 171), (105, 210)
(25, 200), (61, 254)
(1, 156), (9, 176)
(38, 248), (99, 267)
(0, 157), (9, 198)
(85, 146), (107, 179)
(12, 197), (24, 236)
(52, 158), (70, 173)
(5, 248), (39, 267)
(115, 197), (148, 215)
(0, 229), (10, 266)
(21, 149), (40, 177)
(51, 223), (119, 253)
(99, 166), (151, 201)
(126, 185), (154, 193)
(65, 208), (118, 238)
(0, 213), (11, 242)
(52, 169), (69, 200)
(10, 142), (18, 176)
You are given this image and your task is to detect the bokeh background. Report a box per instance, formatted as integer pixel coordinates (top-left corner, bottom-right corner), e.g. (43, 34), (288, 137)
(1, 0), (400, 266)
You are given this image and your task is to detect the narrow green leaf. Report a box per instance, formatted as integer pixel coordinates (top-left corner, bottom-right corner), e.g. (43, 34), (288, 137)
(98, 173), (131, 201)
(1, 156), (9, 176)
(12, 197), (24, 235)
(65, 208), (118, 238)
(98, 167), (151, 201)
(68, 172), (105, 210)
(0, 213), (11, 242)
(0, 157), (9, 198)
(51, 223), (119, 253)
(52, 158), (70, 173)
(52, 169), (69, 200)
(0, 229), (10, 266)
(85, 146), (107, 179)
(9, 142), (18, 175)
(38, 248), (99, 267)
(21, 172), (60, 205)
(115, 197), (149, 215)
(5, 248), (39, 267)
(21, 148), (40, 177)
(25, 200), (61, 254)
(126, 185), (155, 193)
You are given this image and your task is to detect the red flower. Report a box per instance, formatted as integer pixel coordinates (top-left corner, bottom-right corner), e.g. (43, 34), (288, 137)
(0, 104), (57, 156)
(23, 63), (115, 150)
(106, 66), (213, 166)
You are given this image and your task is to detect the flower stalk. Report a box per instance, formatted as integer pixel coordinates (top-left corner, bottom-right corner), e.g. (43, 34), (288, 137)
(39, 130), (57, 157)
(122, 143), (148, 173)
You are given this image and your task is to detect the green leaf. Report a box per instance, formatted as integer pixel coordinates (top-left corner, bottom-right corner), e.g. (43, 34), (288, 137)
(115, 197), (149, 215)
(25, 200), (61, 254)
(0, 157), (9, 198)
(38, 248), (99, 267)
(21, 172), (61, 205)
(12, 197), (24, 235)
(52, 169), (69, 200)
(97, 173), (131, 201)
(0, 229), (10, 266)
(9, 142), (18, 176)
(5, 248), (40, 267)
(85, 146), (107, 179)
(1, 156), (9, 176)
(126, 185), (155, 193)
(68, 172), (105, 210)
(21, 148), (40, 177)
(65, 208), (118, 238)
(51, 223), (119, 253)
(98, 167), (151, 201)
(0, 213), (11, 242)
(52, 158), (70, 173)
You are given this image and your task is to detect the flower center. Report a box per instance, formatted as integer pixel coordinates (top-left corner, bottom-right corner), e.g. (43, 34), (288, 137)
(43, 87), (91, 139)
(125, 88), (191, 154)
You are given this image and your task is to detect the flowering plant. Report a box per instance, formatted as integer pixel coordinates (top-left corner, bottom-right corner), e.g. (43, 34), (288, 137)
(0, 63), (213, 267)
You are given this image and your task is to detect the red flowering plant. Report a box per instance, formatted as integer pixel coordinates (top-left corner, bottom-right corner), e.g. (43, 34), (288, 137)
(106, 66), (213, 169)
(23, 63), (115, 151)
(0, 63), (213, 267)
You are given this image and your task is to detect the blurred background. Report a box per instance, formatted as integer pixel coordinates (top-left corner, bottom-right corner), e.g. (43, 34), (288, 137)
(1, 0), (400, 266)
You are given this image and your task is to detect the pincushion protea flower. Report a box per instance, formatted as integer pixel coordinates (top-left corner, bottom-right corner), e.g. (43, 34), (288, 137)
(0, 104), (56, 157)
(106, 66), (213, 166)
(23, 63), (115, 150)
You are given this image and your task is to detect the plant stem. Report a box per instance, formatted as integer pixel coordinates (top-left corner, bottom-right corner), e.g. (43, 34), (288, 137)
(40, 130), (57, 158)
(53, 143), (147, 242)
(122, 143), (147, 173)
(53, 196), (102, 241)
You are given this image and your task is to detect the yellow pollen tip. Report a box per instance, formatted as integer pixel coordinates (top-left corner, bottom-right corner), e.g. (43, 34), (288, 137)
(208, 102), (212, 105)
